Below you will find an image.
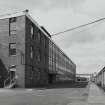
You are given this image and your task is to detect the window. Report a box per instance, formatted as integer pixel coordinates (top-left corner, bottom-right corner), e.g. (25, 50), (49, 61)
(10, 23), (16, 30)
(37, 49), (41, 62)
(37, 54), (40, 62)
(21, 54), (24, 64)
(10, 30), (16, 36)
(44, 55), (46, 64)
(37, 69), (40, 80)
(9, 17), (16, 23)
(30, 46), (33, 59)
(9, 17), (16, 37)
(30, 66), (34, 79)
(43, 37), (46, 48)
(31, 25), (34, 39)
(9, 43), (16, 56)
(37, 31), (41, 42)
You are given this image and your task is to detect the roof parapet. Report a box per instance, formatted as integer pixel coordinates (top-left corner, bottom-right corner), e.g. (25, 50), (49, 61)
(41, 26), (51, 38)
(0, 9), (29, 20)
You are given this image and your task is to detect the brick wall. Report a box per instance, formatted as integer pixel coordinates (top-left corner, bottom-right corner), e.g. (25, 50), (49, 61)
(15, 16), (25, 87)
(25, 16), (49, 87)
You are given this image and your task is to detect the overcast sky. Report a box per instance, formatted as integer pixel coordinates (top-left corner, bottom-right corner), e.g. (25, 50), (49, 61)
(0, 0), (105, 74)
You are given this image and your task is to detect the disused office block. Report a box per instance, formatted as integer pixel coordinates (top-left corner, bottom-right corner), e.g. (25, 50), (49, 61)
(0, 10), (76, 88)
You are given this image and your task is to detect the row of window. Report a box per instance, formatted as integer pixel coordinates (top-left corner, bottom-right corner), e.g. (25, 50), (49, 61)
(9, 43), (47, 64)
(30, 47), (47, 64)
(9, 17), (47, 48)
(9, 17), (16, 56)
(9, 17), (17, 56)
(31, 25), (47, 48)
(9, 17), (47, 47)
(9, 18), (47, 65)
(30, 22), (47, 65)
(9, 17), (16, 77)
(29, 68), (43, 81)
(35, 52), (47, 64)
(49, 40), (75, 73)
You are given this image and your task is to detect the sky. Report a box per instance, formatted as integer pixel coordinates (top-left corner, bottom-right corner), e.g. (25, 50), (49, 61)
(0, 0), (105, 74)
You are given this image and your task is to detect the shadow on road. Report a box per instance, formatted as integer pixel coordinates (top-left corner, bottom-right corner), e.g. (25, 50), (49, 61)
(36, 81), (88, 89)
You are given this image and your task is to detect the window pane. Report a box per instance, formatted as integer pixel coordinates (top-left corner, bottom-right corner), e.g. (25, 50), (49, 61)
(37, 49), (40, 62)
(31, 25), (34, 39)
(44, 55), (46, 64)
(44, 37), (46, 48)
(9, 43), (16, 55)
(30, 46), (33, 59)
(10, 30), (16, 36)
(10, 22), (16, 30)
(10, 43), (16, 48)
(37, 31), (41, 42)
(31, 25), (34, 35)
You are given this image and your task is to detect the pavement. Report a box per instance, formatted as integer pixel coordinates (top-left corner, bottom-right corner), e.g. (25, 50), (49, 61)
(88, 82), (105, 105)
(0, 82), (104, 105)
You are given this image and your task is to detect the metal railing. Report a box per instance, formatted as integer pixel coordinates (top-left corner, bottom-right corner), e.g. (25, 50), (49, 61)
(4, 76), (16, 88)
(4, 76), (10, 87)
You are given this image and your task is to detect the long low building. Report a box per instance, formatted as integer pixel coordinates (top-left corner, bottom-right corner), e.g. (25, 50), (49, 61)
(95, 67), (105, 89)
(0, 10), (76, 88)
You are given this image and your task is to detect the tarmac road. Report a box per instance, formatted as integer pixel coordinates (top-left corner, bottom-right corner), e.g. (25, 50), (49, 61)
(0, 82), (104, 105)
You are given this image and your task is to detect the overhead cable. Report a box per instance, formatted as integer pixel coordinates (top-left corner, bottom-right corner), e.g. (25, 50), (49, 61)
(51, 17), (105, 36)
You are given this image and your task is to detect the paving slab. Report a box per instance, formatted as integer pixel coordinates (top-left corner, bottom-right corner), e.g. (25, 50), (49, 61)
(88, 83), (105, 104)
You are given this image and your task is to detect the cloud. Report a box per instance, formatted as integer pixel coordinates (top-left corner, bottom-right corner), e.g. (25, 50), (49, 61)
(71, 0), (105, 18)
(53, 18), (105, 48)
(82, 0), (105, 17)
(0, 0), (48, 14)
(0, 0), (105, 18)
(0, 0), (71, 12)
(64, 41), (105, 73)
(70, 0), (86, 11)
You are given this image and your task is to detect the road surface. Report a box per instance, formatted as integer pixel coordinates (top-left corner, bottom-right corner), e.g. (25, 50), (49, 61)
(0, 82), (104, 105)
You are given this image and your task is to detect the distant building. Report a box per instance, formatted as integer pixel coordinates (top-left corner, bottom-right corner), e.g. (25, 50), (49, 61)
(0, 10), (76, 88)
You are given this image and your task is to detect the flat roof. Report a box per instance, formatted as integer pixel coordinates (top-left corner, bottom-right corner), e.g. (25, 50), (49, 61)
(0, 10), (76, 67)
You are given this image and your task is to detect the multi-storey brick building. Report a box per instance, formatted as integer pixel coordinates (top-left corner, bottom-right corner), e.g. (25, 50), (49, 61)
(0, 10), (76, 88)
